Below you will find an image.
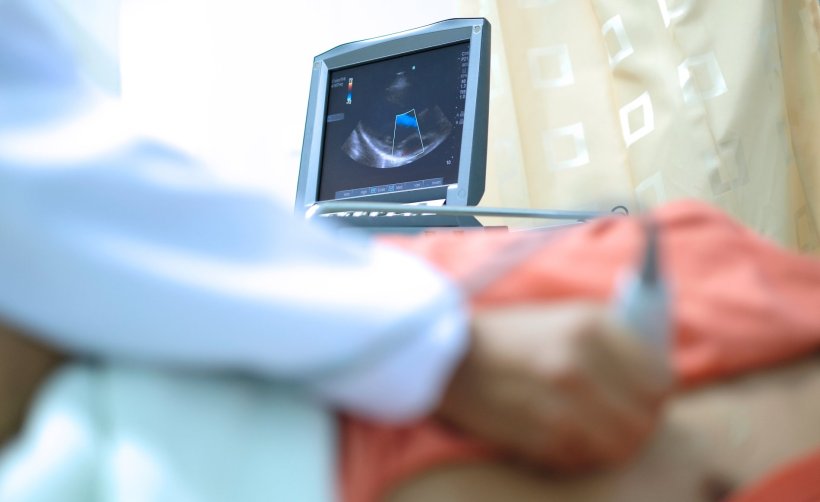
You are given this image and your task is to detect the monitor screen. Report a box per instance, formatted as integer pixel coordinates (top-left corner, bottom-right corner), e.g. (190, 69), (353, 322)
(295, 18), (490, 213)
(318, 41), (469, 202)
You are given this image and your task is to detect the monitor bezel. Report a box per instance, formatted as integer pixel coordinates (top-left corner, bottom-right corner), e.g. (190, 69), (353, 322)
(294, 18), (490, 214)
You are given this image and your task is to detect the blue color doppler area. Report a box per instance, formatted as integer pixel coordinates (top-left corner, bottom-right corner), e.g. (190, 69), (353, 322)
(395, 113), (418, 128)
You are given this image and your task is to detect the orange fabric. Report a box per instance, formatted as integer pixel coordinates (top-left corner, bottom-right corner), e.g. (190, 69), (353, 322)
(727, 447), (820, 502)
(340, 200), (820, 502)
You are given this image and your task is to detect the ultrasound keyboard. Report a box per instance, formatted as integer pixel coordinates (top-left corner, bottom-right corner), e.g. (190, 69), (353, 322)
(307, 201), (611, 234)
(319, 210), (482, 232)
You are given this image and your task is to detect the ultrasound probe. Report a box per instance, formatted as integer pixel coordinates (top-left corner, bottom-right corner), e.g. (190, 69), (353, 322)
(614, 221), (671, 356)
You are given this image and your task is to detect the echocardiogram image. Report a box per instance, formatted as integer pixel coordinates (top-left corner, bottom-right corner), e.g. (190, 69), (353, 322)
(318, 41), (469, 201)
(341, 104), (452, 169)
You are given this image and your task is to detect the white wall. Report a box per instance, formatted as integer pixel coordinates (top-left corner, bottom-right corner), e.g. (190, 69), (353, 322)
(119, 0), (457, 204)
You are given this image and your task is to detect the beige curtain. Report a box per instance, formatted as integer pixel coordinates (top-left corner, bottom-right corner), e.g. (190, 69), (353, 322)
(459, 0), (820, 254)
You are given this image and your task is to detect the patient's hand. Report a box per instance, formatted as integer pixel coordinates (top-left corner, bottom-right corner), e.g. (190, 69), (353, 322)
(436, 303), (673, 471)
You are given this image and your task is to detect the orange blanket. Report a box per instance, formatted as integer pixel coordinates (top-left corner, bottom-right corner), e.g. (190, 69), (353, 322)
(340, 200), (820, 502)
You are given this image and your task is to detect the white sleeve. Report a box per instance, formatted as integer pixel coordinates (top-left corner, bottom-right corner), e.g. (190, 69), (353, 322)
(0, 0), (469, 423)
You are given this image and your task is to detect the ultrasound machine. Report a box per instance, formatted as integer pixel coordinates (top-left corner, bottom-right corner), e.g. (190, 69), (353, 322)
(295, 18), (610, 233)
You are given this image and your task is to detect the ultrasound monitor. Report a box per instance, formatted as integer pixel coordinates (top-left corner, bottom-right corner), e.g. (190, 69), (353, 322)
(295, 18), (491, 216)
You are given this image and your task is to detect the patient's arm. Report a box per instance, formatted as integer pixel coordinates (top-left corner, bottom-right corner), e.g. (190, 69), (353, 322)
(387, 353), (820, 502)
(0, 321), (63, 445)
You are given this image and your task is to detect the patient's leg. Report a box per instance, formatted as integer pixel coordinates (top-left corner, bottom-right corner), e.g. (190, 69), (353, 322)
(0, 321), (63, 445)
(386, 354), (820, 502)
